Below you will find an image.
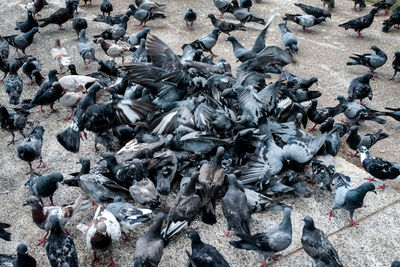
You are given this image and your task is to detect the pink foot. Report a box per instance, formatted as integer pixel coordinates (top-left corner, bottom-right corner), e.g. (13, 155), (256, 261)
(220, 231), (230, 237)
(349, 218), (358, 228)
(326, 210), (334, 220)
(268, 254), (282, 261)
(378, 184), (387, 191)
(107, 257), (115, 267)
(364, 177), (376, 182)
(37, 236), (48, 246)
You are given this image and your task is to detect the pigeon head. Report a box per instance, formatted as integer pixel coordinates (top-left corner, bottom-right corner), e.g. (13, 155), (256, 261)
(102, 152), (118, 165)
(121, 15), (129, 23)
(302, 216), (316, 230)
(23, 196), (41, 207)
(370, 45), (380, 52)
(143, 28), (150, 34)
(16, 243), (28, 254)
(48, 69), (59, 80)
(212, 28), (221, 36)
(32, 125), (45, 136)
(362, 72), (374, 81)
(310, 99), (317, 107)
(67, 64), (76, 73)
(395, 52), (400, 59)
(47, 172), (64, 184)
(349, 125), (358, 132)
(77, 157), (90, 167)
(8, 91), (21, 105)
(49, 215), (63, 232)
(359, 182), (377, 194)
(31, 27), (39, 34)
(96, 221), (107, 234)
(324, 12), (332, 19)
(336, 95), (346, 104)
(370, 8), (379, 15)
(226, 36), (236, 43)
(186, 230), (201, 243)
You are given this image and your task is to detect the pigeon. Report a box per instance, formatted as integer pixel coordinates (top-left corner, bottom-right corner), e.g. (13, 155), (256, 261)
(93, 10), (134, 26)
(38, 0), (75, 30)
(4, 27), (39, 54)
(102, 152), (137, 185)
(229, 207), (293, 265)
(100, 0), (113, 16)
(22, 81), (64, 113)
(0, 222), (11, 241)
(213, 0), (235, 19)
(106, 198), (152, 239)
(26, 0), (47, 18)
(25, 172), (64, 206)
(226, 36), (257, 62)
(94, 15), (129, 44)
(327, 173), (376, 227)
(129, 168), (161, 208)
(22, 56), (41, 85)
(301, 216), (344, 267)
(279, 23), (298, 53)
(232, 0), (266, 27)
(208, 14), (245, 35)
(163, 171), (201, 239)
(0, 35), (9, 59)
(294, 3), (331, 19)
(346, 126), (388, 155)
(346, 46), (387, 78)
(221, 174), (251, 236)
(373, 0), (397, 15)
(353, 0), (366, 11)
(283, 14), (326, 32)
(87, 205), (121, 266)
(382, 6), (400, 33)
(3, 61), (23, 105)
(186, 230), (230, 267)
(72, 17), (88, 41)
(133, 213), (165, 267)
(393, 261), (400, 267)
(311, 155), (336, 191)
(283, 72), (318, 89)
(184, 8), (197, 31)
(0, 244), (37, 266)
(131, 38), (148, 62)
(17, 125), (45, 174)
(15, 11), (39, 33)
(389, 51), (400, 80)
(186, 28), (221, 57)
(23, 195), (83, 246)
(283, 133), (327, 164)
(45, 215), (78, 267)
(338, 96), (386, 125)
(94, 37), (128, 63)
(128, 4), (166, 27)
(358, 146), (400, 190)
(77, 29), (98, 69)
(307, 99), (344, 131)
(124, 27), (150, 46)
(338, 8), (378, 37)
(347, 73), (373, 105)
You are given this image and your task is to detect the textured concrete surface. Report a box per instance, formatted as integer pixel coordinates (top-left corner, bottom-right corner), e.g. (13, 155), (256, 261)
(0, 0), (400, 266)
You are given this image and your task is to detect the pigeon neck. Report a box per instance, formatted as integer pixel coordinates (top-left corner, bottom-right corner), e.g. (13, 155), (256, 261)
(184, 176), (197, 195)
(280, 211), (292, 231)
(31, 205), (46, 224)
(80, 162), (90, 175)
(25, 29), (37, 43)
(147, 216), (164, 237)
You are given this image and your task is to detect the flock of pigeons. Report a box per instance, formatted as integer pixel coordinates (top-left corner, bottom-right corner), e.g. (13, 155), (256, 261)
(0, 0), (400, 266)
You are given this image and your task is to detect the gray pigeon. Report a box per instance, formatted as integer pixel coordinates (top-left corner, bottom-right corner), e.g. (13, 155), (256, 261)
(231, 0), (266, 27)
(77, 29), (97, 69)
(94, 15), (128, 43)
(301, 216), (343, 267)
(346, 46), (387, 78)
(229, 207), (293, 265)
(283, 133), (327, 164)
(327, 173), (376, 227)
(0, 36), (9, 59)
(3, 61), (23, 105)
(3, 27), (39, 54)
(124, 27), (150, 46)
(346, 126), (388, 154)
(0, 243), (37, 266)
(128, 4), (166, 27)
(133, 213), (165, 267)
(213, 0), (235, 19)
(283, 14), (326, 32)
(208, 14), (245, 35)
(338, 96), (386, 125)
(184, 8), (197, 30)
(221, 174), (251, 236)
(25, 172), (64, 206)
(279, 23), (298, 53)
(17, 125), (45, 174)
(187, 28), (221, 57)
(348, 73), (373, 105)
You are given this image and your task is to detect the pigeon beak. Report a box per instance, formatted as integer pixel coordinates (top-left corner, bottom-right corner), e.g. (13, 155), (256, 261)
(23, 201), (28, 206)
(76, 161), (80, 164)
(373, 190), (377, 194)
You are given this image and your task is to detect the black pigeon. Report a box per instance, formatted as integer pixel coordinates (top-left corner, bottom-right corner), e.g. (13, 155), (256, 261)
(346, 126), (388, 154)
(163, 172), (201, 239)
(327, 174), (376, 227)
(23, 81), (64, 113)
(15, 11), (39, 33)
(186, 28), (221, 57)
(283, 14), (326, 32)
(4, 27), (39, 54)
(339, 8), (378, 37)
(0, 222), (11, 241)
(72, 17), (87, 41)
(319, 117), (334, 133)
(232, 0), (266, 27)
(208, 14), (245, 35)
(229, 207), (293, 265)
(22, 56), (41, 85)
(184, 8), (197, 31)
(186, 230), (230, 267)
(301, 216), (343, 267)
(94, 15), (128, 43)
(389, 51), (400, 80)
(382, 6), (400, 33)
(38, 1), (75, 30)
(3, 61), (23, 105)
(307, 99), (344, 131)
(213, 0), (235, 19)
(294, 3), (331, 18)
(373, 0), (396, 15)
(221, 174), (251, 236)
(376, 107), (400, 122)
(45, 216), (78, 267)
(102, 152), (137, 185)
(240, 0), (252, 11)
(348, 73), (373, 105)
(133, 213), (165, 267)
(25, 172), (63, 206)
(100, 0), (113, 16)
(17, 125), (45, 174)
(128, 4), (166, 27)
(346, 46), (387, 78)
(0, 243), (37, 266)
(0, 105), (27, 145)
(353, 0), (366, 11)
(358, 146), (400, 191)
(279, 23), (298, 53)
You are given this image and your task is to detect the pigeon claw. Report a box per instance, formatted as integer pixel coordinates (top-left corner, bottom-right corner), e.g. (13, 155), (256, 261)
(378, 183), (387, 191)
(308, 124), (317, 132)
(91, 254), (101, 265)
(364, 177), (376, 182)
(37, 236), (47, 246)
(107, 257), (115, 267)
(268, 254), (282, 261)
(349, 218), (358, 228)
(326, 210), (334, 220)
(38, 159), (46, 169)
(7, 138), (15, 146)
(220, 231), (230, 237)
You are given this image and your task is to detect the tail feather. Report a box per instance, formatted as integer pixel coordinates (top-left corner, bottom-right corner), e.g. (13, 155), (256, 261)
(379, 111), (400, 121)
(56, 124), (81, 153)
(371, 117), (386, 124)
(162, 220), (187, 240)
(251, 16), (266, 25)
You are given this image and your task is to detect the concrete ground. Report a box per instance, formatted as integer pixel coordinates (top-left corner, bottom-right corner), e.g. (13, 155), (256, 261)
(0, 0), (399, 266)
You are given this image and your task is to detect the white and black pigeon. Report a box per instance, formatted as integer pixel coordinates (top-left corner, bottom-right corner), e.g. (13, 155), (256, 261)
(279, 23), (298, 53)
(229, 207), (293, 266)
(326, 173), (376, 227)
(3, 61), (23, 105)
(358, 146), (400, 190)
(25, 172), (64, 206)
(186, 28), (221, 57)
(45, 215), (78, 267)
(301, 216), (344, 267)
(106, 197), (152, 240)
(346, 126), (388, 155)
(346, 46), (387, 78)
(184, 8), (197, 31)
(339, 9), (379, 38)
(283, 14), (326, 32)
(87, 205), (121, 266)
(186, 230), (230, 267)
(347, 73), (373, 105)
(77, 29), (98, 69)
(17, 125), (45, 174)
(231, 0), (266, 27)
(133, 213), (165, 267)
(0, 243), (37, 266)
